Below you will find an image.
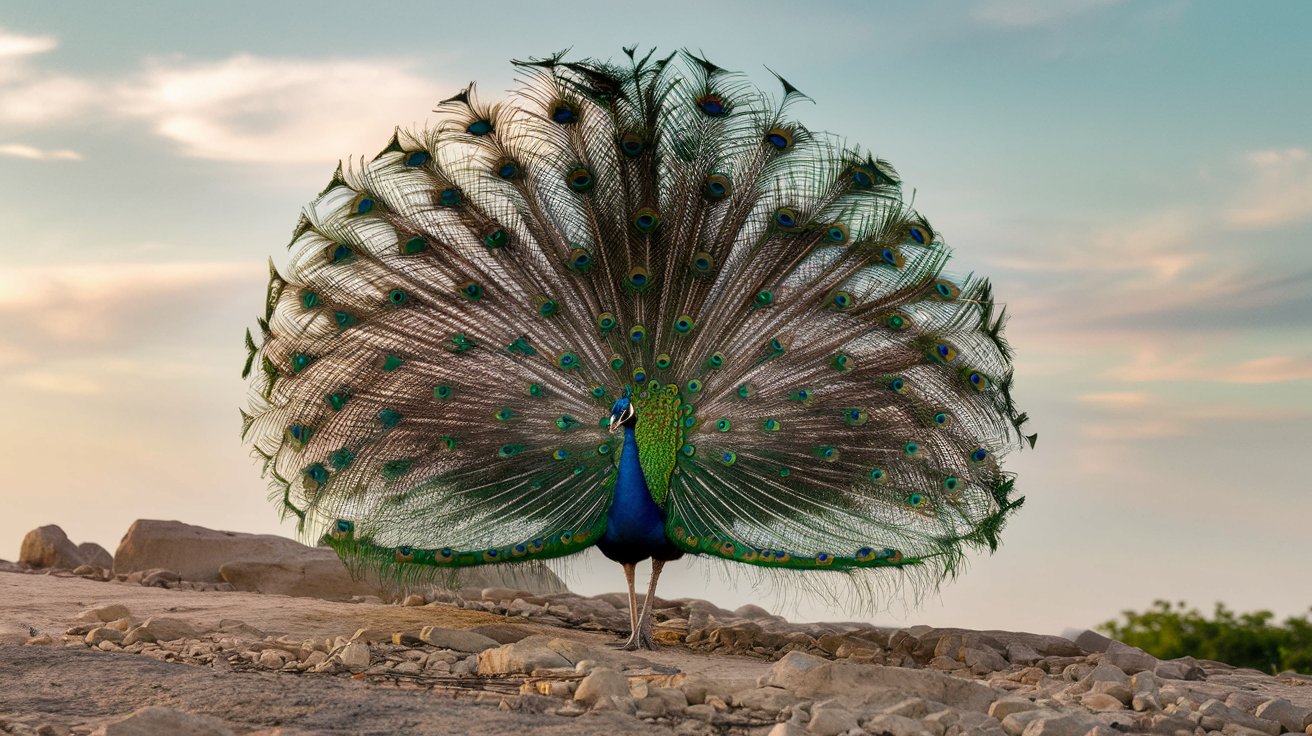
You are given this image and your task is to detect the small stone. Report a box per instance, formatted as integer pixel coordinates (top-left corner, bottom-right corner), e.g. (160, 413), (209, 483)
(1227, 691), (1271, 713)
(990, 698), (1041, 721)
(807, 702), (859, 736)
(1006, 641), (1043, 666)
(1081, 692), (1125, 711)
(1196, 699), (1281, 736)
(419, 626), (501, 653)
(651, 686), (688, 714)
(574, 667), (629, 706)
(121, 627), (156, 646)
(476, 636), (570, 675)
(1253, 698), (1312, 733)
(1090, 681), (1132, 704)
(401, 594), (425, 606)
(1101, 641), (1158, 674)
(336, 641), (370, 672)
(964, 646), (1010, 674)
(1001, 708), (1057, 735)
(1153, 658), (1205, 680)
(256, 649), (290, 669)
(77, 605), (132, 623)
(85, 627), (123, 645)
(1017, 712), (1105, 735)
(861, 713), (935, 736)
(139, 617), (197, 642)
(759, 650), (829, 690)
(481, 587), (519, 602)
(636, 695), (666, 718)
(731, 686), (803, 713)
(683, 704), (717, 722)
(1131, 692), (1161, 712)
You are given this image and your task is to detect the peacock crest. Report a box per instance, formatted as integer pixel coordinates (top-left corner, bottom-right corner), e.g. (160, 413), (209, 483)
(241, 47), (1034, 642)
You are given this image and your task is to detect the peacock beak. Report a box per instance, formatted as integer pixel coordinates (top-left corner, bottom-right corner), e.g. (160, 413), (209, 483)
(608, 414), (620, 433)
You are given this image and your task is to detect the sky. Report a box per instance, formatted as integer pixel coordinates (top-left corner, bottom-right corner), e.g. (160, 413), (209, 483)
(1, 0), (1309, 636)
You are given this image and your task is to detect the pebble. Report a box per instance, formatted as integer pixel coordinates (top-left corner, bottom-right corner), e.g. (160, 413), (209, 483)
(574, 667), (629, 705)
(336, 641), (370, 672)
(1253, 698), (1312, 732)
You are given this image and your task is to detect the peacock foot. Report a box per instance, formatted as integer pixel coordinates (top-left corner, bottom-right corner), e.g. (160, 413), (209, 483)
(613, 627), (657, 650)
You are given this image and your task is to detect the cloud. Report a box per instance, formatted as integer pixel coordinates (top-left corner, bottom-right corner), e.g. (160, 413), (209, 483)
(972, 0), (1126, 28)
(0, 143), (81, 160)
(0, 27), (99, 125)
(1104, 346), (1312, 385)
(117, 55), (439, 163)
(1225, 148), (1312, 229)
(1077, 392), (1151, 408)
(0, 27), (55, 58)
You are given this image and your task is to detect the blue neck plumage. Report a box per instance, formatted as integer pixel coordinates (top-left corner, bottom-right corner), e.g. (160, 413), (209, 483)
(609, 425), (656, 523)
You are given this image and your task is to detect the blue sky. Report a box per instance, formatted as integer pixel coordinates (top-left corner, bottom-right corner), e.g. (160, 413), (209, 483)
(1, 0), (1309, 634)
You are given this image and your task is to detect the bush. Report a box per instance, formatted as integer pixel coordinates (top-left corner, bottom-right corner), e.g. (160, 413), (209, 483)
(1098, 600), (1312, 675)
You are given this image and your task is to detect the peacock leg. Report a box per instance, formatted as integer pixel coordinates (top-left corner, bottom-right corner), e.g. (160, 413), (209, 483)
(616, 562), (639, 649)
(626, 559), (664, 650)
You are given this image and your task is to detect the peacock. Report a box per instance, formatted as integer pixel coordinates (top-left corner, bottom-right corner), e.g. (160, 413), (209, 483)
(241, 48), (1034, 650)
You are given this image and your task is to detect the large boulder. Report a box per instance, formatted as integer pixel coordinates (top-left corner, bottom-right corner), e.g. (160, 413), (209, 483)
(114, 520), (309, 582)
(113, 520), (567, 599)
(77, 542), (114, 569)
(19, 525), (86, 569)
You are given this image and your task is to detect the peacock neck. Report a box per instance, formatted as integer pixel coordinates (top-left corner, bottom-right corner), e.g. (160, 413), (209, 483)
(611, 425), (656, 518)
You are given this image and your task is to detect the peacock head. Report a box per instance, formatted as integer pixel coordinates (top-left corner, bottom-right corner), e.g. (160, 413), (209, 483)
(609, 391), (636, 433)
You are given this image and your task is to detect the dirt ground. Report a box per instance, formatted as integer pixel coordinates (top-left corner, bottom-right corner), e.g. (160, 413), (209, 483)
(0, 571), (770, 735)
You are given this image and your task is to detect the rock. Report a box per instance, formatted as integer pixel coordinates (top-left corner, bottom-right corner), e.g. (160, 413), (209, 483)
(1018, 712), (1105, 735)
(764, 655), (1002, 713)
(1064, 628), (1114, 653)
(77, 542), (114, 569)
(257, 649), (291, 669)
(734, 603), (779, 620)
(574, 667), (630, 705)
(76, 604), (132, 623)
(990, 698), (1041, 721)
(730, 687), (804, 713)
(85, 627), (124, 645)
(964, 646), (1010, 674)
(400, 594), (426, 606)
(469, 624), (539, 644)
(481, 587), (520, 602)
(1227, 691), (1270, 713)
(1081, 692), (1125, 711)
(807, 701), (859, 736)
(140, 617), (197, 642)
(1001, 709), (1059, 735)
(768, 722), (806, 736)
(1154, 657), (1205, 681)
(1196, 699), (1281, 735)
(1253, 699), (1312, 733)
(19, 525), (86, 569)
(1102, 641), (1158, 674)
(1090, 681), (1132, 704)
(1083, 663), (1129, 686)
(860, 713), (935, 736)
(1007, 641), (1043, 666)
(336, 641), (370, 672)
(91, 706), (234, 736)
(759, 650), (829, 689)
(419, 626), (500, 653)
(477, 636), (570, 675)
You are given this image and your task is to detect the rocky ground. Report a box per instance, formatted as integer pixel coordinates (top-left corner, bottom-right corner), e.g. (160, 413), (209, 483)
(3, 523), (1311, 736)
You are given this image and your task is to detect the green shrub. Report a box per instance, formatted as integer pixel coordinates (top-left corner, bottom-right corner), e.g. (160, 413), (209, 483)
(1098, 600), (1312, 675)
